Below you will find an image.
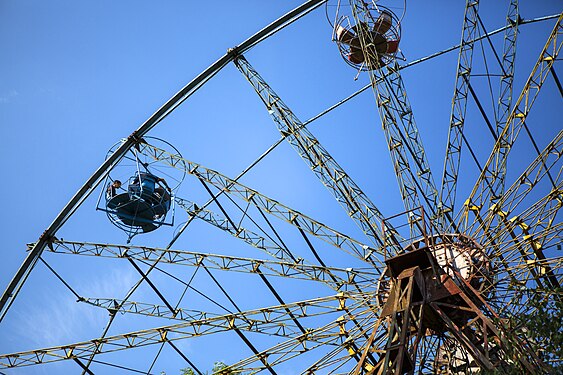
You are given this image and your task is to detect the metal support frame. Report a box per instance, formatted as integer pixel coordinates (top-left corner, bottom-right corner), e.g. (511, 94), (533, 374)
(462, 13), (563, 225)
(41, 240), (377, 292)
(473, 129), (563, 239)
(439, 0), (480, 227)
(492, 0), (520, 202)
(0, 0), (329, 323)
(176, 197), (294, 261)
(233, 54), (401, 254)
(352, 245), (548, 374)
(215, 300), (374, 374)
(459, 130), (563, 305)
(348, 1), (440, 236)
(0, 293), (366, 370)
(140, 143), (385, 265)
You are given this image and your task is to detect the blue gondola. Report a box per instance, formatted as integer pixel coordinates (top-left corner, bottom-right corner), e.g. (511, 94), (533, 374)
(101, 172), (173, 242)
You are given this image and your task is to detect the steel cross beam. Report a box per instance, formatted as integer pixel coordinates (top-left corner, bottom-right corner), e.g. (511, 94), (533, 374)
(175, 197), (295, 261)
(508, 186), (562, 258)
(484, 192), (563, 262)
(173, 197), (383, 307)
(140, 143), (386, 265)
(0, 0), (328, 323)
(79, 296), (349, 339)
(80, 295), (380, 366)
(469, 131), (563, 274)
(500, 224), (563, 268)
(348, 1), (440, 235)
(461, 12), (563, 227)
(439, 0), (481, 228)
(480, 177), (563, 296)
(492, 0), (520, 202)
(498, 250), (563, 298)
(41, 240), (378, 292)
(233, 54), (400, 254)
(459, 131), (563, 299)
(214, 303), (375, 374)
(467, 129), (563, 243)
(303, 340), (367, 373)
(497, 214), (561, 293)
(301, 308), (380, 374)
(0, 293), (362, 370)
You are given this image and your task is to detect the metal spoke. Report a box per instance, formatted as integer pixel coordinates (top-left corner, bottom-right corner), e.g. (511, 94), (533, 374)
(41, 240), (379, 292)
(234, 54), (399, 252)
(439, 0), (481, 227)
(460, 13), (563, 229)
(0, 293), (364, 370)
(2, 3), (561, 374)
(348, 1), (440, 235)
(141, 142), (385, 264)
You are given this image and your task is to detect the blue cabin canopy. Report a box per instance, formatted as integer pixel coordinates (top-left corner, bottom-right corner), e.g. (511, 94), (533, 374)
(99, 171), (173, 242)
(97, 137), (186, 242)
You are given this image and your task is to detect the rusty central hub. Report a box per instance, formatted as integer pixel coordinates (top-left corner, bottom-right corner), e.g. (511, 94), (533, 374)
(366, 234), (506, 374)
(376, 233), (491, 312)
(365, 231), (546, 374)
(377, 234), (491, 335)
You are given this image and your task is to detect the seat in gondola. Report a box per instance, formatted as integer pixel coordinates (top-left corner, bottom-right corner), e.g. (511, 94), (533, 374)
(334, 8), (400, 70)
(105, 172), (172, 235)
(107, 192), (159, 233)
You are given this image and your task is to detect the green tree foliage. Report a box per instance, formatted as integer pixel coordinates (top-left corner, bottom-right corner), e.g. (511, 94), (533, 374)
(515, 288), (563, 373)
(180, 361), (240, 375)
(211, 362), (231, 374)
(520, 289), (563, 361)
(480, 287), (563, 374)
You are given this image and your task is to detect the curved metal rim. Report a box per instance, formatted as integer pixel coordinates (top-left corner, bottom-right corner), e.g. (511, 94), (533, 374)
(106, 136), (188, 191)
(0, 0), (328, 323)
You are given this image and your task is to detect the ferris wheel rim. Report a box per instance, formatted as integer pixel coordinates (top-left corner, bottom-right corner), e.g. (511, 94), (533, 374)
(1, 2), (562, 374)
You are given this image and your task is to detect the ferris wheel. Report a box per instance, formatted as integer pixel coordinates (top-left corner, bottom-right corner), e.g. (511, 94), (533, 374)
(1, 1), (562, 374)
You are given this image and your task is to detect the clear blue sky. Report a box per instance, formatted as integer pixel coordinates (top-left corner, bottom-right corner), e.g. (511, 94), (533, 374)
(0, 1), (561, 374)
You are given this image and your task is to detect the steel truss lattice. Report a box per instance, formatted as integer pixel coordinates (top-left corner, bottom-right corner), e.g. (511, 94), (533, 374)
(1, 1), (562, 374)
